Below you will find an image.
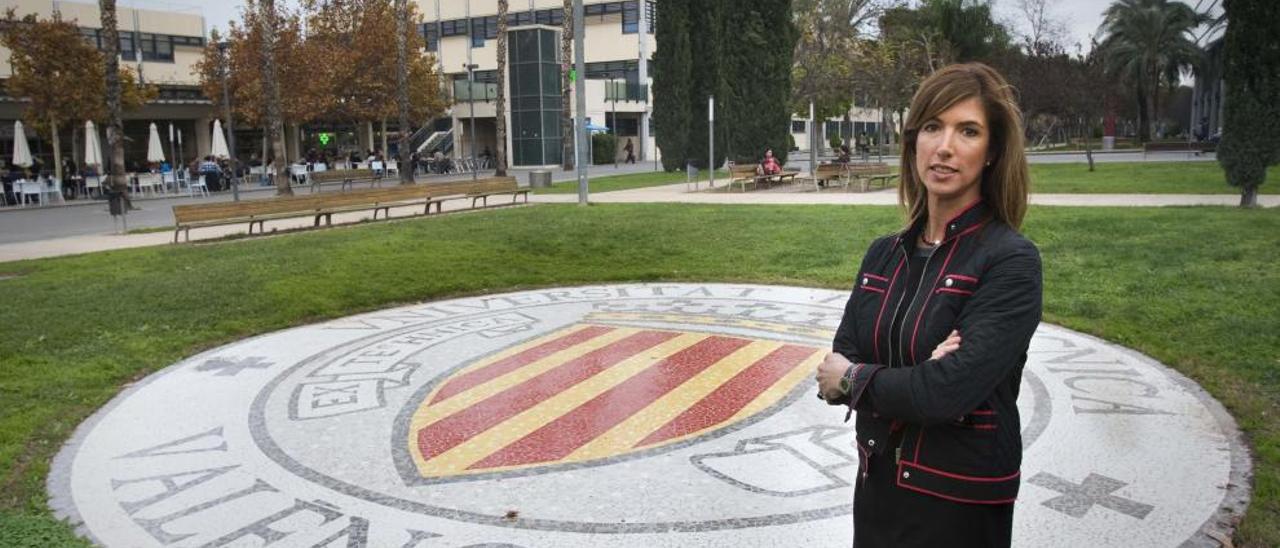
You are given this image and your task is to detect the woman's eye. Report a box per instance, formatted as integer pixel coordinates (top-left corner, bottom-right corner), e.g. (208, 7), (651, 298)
(922, 123), (939, 132)
(963, 127), (980, 137)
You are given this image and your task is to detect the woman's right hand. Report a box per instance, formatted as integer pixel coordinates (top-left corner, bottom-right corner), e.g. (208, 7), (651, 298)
(931, 330), (961, 361)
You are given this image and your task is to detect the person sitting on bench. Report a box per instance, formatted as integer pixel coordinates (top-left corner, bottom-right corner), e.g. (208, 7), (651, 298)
(757, 149), (782, 176)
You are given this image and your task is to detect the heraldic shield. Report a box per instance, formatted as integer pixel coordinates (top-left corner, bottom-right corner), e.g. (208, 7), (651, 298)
(406, 317), (826, 482)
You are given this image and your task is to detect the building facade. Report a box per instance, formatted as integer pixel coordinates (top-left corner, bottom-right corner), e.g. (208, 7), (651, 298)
(0, 0), (218, 172)
(423, 0), (656, 167)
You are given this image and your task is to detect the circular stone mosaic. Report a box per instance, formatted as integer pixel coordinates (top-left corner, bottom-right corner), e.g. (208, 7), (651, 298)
(50, 284), (1249, 547)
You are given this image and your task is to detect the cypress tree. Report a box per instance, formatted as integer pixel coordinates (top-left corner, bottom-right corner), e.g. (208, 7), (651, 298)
(1217, 0), (1280, 208)
(653, 0), (692, 172)
(687, 0), (727, 170)
(722, 0), (797, 165)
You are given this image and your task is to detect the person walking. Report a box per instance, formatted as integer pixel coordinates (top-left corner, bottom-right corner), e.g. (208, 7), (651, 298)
(624, 138), (636, 164)
(815, 63), (1042, 548)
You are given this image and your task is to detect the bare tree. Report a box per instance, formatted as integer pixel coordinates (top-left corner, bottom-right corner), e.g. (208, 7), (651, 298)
(98, 0), (126, 195)
(494, 0), (508, 176)
(1015, 0), (1070, 53)
(259, 0), (290, 195)
(395, 0), (413, 183)
(560, 0), (574, 170)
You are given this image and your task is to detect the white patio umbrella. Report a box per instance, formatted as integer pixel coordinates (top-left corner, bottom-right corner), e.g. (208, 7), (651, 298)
(211, 119), (230, 159)
(147, 122), (166, 163)
(84, 121), (103, 168)
(12, 120), (32, 168)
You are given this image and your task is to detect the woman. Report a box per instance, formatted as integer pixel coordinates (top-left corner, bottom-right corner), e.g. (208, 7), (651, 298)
(758, 149), (782, 175)
(815, 62), (1042, 547)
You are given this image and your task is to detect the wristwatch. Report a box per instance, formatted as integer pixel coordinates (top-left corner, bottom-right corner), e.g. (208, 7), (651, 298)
(839, 364), (858, 395)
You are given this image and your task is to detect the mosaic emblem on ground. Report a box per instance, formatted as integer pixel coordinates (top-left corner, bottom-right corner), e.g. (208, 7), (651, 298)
(50, 284), (1249, 547)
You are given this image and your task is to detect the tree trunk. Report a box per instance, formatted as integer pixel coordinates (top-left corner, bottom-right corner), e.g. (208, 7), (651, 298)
(495, 0), (508, 176)
(99, 0), (127, 195)
(560, 0), (574, 170)
(1240, 184), (1258, 208)
(260, 0), (291, 196)
(1084, 122), (1095, 172)
(395, 0), (412, 184)
(51, 118), (63, 183)
(380, 119), (388, 162)
(1135, 81), (1151, 143)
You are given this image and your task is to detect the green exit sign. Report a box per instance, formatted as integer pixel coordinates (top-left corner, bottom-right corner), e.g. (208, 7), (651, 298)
(318, 133), (332, 146)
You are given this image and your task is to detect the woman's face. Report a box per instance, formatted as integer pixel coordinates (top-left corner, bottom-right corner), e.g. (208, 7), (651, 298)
(914, 96), (991, 205)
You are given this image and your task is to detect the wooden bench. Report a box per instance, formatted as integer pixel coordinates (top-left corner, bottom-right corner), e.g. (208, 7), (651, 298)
(172, 176), (525, 242)
(727, 166), (800, 192)
(307, 169), (379, 192)
(811, 163), (849, 191)
(846, 163), (898, 191)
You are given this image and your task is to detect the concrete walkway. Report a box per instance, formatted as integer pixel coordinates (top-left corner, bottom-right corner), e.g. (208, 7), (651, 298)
(1, 176), (1273, 263)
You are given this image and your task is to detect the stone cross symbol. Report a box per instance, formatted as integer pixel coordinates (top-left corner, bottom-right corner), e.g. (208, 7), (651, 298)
(195, 356), (273, 377)
(1028, 472), (1155, 519)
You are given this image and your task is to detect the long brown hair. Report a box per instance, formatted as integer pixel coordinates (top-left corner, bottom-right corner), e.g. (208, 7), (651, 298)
(898, 63), (1029, 229)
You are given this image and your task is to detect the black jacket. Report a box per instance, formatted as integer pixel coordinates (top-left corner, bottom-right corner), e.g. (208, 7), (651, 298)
(833, 200), (1042, 504)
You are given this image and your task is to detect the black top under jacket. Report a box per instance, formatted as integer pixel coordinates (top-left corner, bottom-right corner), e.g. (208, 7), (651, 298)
(832, 200), (1043, 504)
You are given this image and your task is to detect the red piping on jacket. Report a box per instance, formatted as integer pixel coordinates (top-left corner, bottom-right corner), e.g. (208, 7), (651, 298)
(862, 286), (886, 295)
(935, 288), (973, 296)
(910, 241), (961, 365)
(864, 272), (889, 282)
(872, 252), (907, 364)
(947, 273), (979, 283)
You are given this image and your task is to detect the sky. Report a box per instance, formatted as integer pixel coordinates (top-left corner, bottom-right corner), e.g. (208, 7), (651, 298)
(120, 0), (1225, 53)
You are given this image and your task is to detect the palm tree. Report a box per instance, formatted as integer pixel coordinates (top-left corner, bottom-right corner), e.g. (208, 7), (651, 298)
(98, 0), (126, 195)
(494, 0), (509, 176)
(259, 0), (291, 195)
(395, 0), (412, 184)
(1098, 0), (1207, 142)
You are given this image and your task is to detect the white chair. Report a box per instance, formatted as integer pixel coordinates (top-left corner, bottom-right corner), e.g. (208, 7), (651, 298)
(133, 173), (163, 196)
(313, 163), (328, 173)
(42, 178), (64, 205)
(188, 174), (210, 198)
(84, 175), (102, 198)
(289, 164), (310, 186)
(17, 180), (42, 206)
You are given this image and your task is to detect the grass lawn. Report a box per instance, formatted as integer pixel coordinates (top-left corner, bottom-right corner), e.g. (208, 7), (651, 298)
(1, 204), (1278, 546)
(1029, 161), (1280, 194)
(533, 169), (727, 194)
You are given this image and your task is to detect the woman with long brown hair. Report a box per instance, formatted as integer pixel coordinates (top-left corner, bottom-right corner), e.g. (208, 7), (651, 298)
(815, 62), (1043, 547)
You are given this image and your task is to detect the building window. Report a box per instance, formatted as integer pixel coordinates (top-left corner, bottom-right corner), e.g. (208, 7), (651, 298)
(138, 33), (175, 62)
(791, 120), (807, 134)
(646, 1), (656, 34)
(622, 1), (638, 34)
(422, 24), (439, 52)
(534, 9), (563, 26)
(470, 15), (499, 47)
(585, 60), (639, 82)
(440, 19), (467, 37)
(119, 32), (136, 61)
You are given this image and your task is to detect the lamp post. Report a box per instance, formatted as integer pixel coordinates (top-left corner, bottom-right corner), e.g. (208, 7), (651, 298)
(217, 41), (240, 201)
(168, 123), (177, 190)
(464, 62), (479, 182)
(610, 76), (619, 168)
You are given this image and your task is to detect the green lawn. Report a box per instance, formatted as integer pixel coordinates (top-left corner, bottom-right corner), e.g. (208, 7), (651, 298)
(532, 161), (1275, 196)
(1, 204), (1279, 547)
(533, 168), (728, 194)
(1029, 161), (1280, 194)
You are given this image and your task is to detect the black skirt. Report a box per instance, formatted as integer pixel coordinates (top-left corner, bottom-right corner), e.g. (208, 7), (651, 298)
(853, 453), (1014, 548)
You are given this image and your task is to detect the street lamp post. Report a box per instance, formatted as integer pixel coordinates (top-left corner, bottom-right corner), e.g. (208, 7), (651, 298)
(610, 77), (619, 169)
(217, 41), (240, 201)
(464, 62), (479, 182)
(168, 123), (177, 191)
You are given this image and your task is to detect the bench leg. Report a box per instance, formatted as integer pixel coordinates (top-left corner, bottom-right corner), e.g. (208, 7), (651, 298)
(185, 228), (191, 242)
(173, 228), (180, 244)
(314, 215), (322, 227)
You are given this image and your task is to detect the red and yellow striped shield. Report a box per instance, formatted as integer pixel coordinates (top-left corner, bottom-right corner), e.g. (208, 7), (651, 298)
(407, 322), (824, 480)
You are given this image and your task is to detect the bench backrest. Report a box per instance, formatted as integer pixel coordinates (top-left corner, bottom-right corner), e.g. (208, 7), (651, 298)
(312, 169), (374, 183)
(815, 164), (844, 176)
(173, 177), (519, 224)
(729, 165), (758, 178)
(847, 164), (895, 175)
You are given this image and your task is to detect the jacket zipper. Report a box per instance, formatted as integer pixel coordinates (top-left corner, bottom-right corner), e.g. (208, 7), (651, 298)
(893, 243), (940, 463)
(882, 246), (910, 373)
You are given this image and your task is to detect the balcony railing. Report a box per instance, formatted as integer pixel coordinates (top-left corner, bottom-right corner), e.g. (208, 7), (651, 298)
(453, 80), (498, 103)
(603, 81), (648, 102)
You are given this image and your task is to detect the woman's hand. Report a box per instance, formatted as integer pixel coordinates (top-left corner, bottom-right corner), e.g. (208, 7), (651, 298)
(931, 330), (962, 361)
(816, 352), (853, 403)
